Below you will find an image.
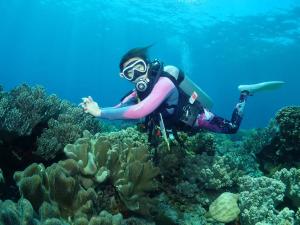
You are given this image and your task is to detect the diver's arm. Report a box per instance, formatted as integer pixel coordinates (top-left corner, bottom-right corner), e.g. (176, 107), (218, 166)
(100, 77), (175, 120)
(79, 91), (138, 117)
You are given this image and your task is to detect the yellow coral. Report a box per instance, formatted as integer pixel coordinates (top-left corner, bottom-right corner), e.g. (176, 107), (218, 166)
(208, 192), (240, 223)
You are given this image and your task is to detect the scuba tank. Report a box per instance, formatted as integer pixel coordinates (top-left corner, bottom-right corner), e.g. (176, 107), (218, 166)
(164, 65), (214, 127)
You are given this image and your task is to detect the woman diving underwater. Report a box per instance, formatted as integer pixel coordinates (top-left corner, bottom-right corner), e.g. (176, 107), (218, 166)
(80, 46), (284, 144)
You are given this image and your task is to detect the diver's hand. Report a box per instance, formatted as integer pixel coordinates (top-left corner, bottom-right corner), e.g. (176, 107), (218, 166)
(79, 96), (101, 117)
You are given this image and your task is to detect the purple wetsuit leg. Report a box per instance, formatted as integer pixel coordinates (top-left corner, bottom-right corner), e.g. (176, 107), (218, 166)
(195, 92), (248, 134)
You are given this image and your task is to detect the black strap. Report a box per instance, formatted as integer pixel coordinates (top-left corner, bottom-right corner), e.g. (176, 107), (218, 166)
(177, 69), (185, 84)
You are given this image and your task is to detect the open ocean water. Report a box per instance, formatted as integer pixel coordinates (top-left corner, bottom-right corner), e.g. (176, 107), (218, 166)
(0, 1), (300, 225)
(0, 0), (300, 128)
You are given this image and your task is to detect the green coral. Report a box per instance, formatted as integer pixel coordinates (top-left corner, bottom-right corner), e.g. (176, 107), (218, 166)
(273, 168), (300, 208)
(0, 84), (102, 161)
(14, 160), (98, 220)
(73, 210), (123, 225)
(275, 106), (300, 153)
(256, 106), (300, 171)
(237, 175), (298, 225)
(0, 198), (124, 225)
(208, 192), (240, 223)
(178, 131), (216, 155)
(0, 198), (38, 225)
(242, 125), (277, 155)
(64, 128), (159, 215)
(0, 84), (61, 136)
(35, 104), (102, 160)
(182, 154), (243, 190)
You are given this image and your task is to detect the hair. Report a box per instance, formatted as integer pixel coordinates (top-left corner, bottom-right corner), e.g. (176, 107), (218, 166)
(119, 45), (152, 71)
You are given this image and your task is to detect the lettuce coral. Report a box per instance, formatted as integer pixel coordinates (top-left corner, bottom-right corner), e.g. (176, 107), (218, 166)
(0, 198), (123, 225)
(14, 160), (98, 220)
(64, 128), (159, 215)
(0, 198), (37, 225)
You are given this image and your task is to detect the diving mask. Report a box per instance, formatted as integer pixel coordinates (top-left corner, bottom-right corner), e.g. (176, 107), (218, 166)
(120, 59), (148, 81)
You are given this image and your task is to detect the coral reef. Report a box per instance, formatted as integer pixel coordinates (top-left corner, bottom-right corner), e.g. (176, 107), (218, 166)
(257, 106), (300, 172)
(35, 106), (101, 160)
(178, 131), (216, 155)
(14, 160), (98, 220)
(241, 126), (276, 155)
(0, 198), (37, 225)
(275, 106), (300, 154)
(0, 198), (124, 225)
(71, 210), (123, 225)
(237, 175), (299, 225)
(182, 154), (243, 190)
(10, 128), (160, 223)
(273, 168), (300, 208)
(0, 84), (102, 162)
(64, 128), (159, 215)
(0, 84), (61, 136)
(208, 192), (240, 223)
(1, 89), (300, 225)
(175, 181), (198, 199)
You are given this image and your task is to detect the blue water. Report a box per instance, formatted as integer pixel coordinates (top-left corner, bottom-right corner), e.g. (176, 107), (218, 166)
(0, 0), (299, 128)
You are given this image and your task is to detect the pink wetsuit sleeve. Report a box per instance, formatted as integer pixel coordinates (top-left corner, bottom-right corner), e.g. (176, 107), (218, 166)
(100, 77), (175, 120)
(113, 90), (137, 108)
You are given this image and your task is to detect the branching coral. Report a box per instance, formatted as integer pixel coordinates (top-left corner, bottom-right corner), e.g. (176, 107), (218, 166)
(237, 175), (298, 225)
(0, 84), (102, 161)
(178, 131), (216, 155)
(35, 104), (102, 160)
(257, 106), (300, 171)
(273, 168), (300, 208)
(0, 84), (61, 136)
(63, 128), (159, 215)
(182, 154), (242, 190)
(35, 106), (101, 160)
(274, 106), (300, 154)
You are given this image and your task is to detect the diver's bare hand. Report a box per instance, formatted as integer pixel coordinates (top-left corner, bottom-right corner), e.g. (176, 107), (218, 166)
(79, 96), (101, 117)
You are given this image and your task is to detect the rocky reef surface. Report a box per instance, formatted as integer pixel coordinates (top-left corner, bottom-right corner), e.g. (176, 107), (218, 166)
(0, 84), (299, 225)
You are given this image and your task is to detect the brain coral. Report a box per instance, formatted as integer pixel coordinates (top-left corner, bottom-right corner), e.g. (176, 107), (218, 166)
(208, 192), (240, 223)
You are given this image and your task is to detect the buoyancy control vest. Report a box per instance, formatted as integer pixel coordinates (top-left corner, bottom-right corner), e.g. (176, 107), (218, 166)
(132, 60), (213, 128)
(163, 65), (214, 127)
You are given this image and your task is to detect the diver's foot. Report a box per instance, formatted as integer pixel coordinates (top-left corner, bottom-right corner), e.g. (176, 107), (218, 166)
(238, 81), (285, 95)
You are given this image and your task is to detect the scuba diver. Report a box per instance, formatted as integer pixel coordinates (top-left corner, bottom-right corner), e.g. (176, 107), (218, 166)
(80, 46), (284, 148)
